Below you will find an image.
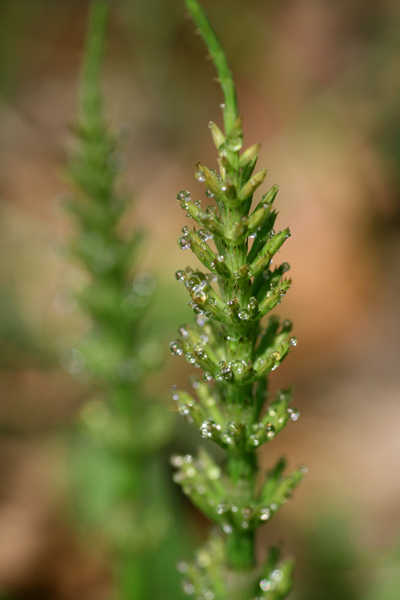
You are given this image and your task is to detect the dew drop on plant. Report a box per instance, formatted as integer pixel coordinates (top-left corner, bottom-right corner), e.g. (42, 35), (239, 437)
(182, 225), (190, 234)
(193, 305), (205, 315)
(290, 337), (297, 346)
(195, 170), (206, 183)
(175, 269), (186, 282)
(217, 501), (229, 514)
(185, 352), (196, 364)
(230, 360), (246, 375)
(205, 189), (214, 198)
(203, 372), (212, 382)
(241, 521), (249, 529)
(177, 190), (191, 201)
(170, 387), (180, 401)
(222, 523), (232, 534)
(182, 581), (195, 595)
(272, 570), (283, 582)
(220, 103), (225, 109)
(282, 262), (290, 272)
(205, 205), (217, 215)
(249, 435), (260, 447)
(290, 409), (300, 421)
(260, 579), (271, 592)
(282, 319), (292, 329)
(176, 561), (188, 573)
(238, 309), (250, 320)
(208, 466), (221, 480)
(171, 454), (183, 467)
(194, 290), (207, 304)
(169, 340), (183, 356)
(178, 236), (191, 250)
(260, 508), (271, 521)
(199, 228), (213, 241)
(178, 325), (189, 338)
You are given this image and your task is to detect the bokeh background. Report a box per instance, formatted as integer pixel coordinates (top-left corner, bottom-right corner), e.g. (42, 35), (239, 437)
(1, 0), (400, 598)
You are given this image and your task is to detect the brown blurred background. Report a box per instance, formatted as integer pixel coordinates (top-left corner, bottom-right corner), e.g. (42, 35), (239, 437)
(1, 0), (400, 598)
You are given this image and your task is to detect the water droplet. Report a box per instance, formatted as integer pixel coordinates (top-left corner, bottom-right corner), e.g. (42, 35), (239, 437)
(205, 189), (214, 198)
(249, 435), (260, 447)
(230, 360), (246, 375)
(178, 325), (189, 338)
(221, 434), (233, 445)
(217, 501), (229, 514)
(272, 570), (283, 582)
(175, 270), (186, 282)
(200, 420), (214, 439)
(182, 581), (195, 595)
(290, 409), (300, 421)
(193, 305), (205, 315)
(178, 236), (191, 250)
(176, 561), (188, 573)
(241, 522), (249, 529)
(169, 340), (183, 356)
(220, 103), (225, 109)
(260, 508), (271, 521)
(290, 337), (297, 346)
(177, 190), (191, 201)
(198, 228), (213, 241)
(170, 454), (183, 467)
(242, 506), (251, 518)
(208, 466), (221, 480)
(193, 290), (207, 304)
(204, 591), (214, 600)
(203, 371), (212, 382)
(195, 170), (205, 183)
(222, 523), (232, 534)
(238, 309), (250, 320)
(260, 579), (271, 592)
(185, 352), (196, 364)
(282, 262), (290, 272)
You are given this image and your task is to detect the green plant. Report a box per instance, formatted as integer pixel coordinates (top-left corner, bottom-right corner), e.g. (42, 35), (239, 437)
(169, 1), (306, 598)
(64, 2), (183, 599)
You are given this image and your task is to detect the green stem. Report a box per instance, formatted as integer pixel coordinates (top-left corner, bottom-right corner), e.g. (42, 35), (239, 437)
(226, 530), (256, 571)
(184, 0), (239, 134)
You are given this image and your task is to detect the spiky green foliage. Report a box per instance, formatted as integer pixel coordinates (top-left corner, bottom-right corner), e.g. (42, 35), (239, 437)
(170, 2), (306, 599)
(65, 2), (181, 599)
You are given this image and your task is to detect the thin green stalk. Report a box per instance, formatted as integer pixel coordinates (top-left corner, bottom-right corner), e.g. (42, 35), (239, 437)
(170, 2), (305, 599)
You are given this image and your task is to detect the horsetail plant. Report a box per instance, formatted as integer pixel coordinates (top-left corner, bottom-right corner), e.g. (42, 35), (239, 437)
(65, 2), (180, 599)
(170, 1), (306, 598)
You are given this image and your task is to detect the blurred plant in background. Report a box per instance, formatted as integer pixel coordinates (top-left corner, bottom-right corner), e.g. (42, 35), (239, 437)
(64, 2), (184, 599)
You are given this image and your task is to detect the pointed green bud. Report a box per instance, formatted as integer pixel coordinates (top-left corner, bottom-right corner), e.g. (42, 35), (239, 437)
(239, 143), (261, 167)
(209, 121), (225, 151)
(238, 167), (268, 201)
